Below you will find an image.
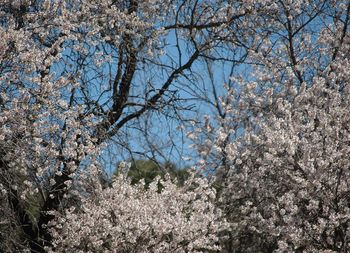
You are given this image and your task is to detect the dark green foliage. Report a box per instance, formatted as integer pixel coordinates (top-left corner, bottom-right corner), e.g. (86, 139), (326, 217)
(116, 159), (189, 188)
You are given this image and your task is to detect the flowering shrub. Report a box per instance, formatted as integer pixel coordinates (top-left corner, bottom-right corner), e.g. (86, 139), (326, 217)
(49, 172), (226, 253)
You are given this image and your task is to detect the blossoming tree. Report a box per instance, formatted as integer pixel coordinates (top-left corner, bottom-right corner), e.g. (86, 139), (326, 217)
(189, 0), (350, 251)
(0, 0), (253, 251)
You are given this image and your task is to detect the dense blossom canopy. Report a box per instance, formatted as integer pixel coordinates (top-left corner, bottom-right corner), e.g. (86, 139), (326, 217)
(220, 81), (350, 252)
(50, 172), (225, 253)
